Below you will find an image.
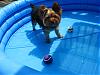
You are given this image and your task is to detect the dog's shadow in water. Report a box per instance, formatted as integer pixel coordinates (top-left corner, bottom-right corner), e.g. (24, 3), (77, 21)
(25, 29), (58, 59)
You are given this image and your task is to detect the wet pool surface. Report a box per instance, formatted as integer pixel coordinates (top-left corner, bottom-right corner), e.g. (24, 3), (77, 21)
(5, 11), (100, 74)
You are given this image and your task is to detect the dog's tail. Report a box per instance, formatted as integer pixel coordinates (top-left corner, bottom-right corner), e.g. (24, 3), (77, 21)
(30, 3), (35, 8)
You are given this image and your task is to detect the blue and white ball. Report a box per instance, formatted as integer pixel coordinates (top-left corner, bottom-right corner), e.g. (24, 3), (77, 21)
(43, 55), (53, 64)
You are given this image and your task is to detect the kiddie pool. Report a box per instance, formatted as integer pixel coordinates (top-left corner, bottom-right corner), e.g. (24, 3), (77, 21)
(0, 0), (100, 75)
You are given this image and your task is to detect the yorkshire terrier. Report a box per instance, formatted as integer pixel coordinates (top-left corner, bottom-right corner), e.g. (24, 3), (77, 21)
(30, 2), (63, 43)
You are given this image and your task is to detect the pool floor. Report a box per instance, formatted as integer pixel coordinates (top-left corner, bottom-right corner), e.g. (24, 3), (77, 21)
(5, 11), (100, 75)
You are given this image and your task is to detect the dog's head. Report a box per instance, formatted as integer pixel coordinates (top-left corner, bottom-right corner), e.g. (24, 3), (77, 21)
(43, 9), (61, 28)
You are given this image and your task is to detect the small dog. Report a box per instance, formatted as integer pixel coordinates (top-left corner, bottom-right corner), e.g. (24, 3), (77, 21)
(30, 2), (63, 43)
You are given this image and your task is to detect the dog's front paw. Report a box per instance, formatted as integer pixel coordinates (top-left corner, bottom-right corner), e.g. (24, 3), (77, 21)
(58, 34), (63, 38)
(46, 38), (51, 43)
(32, 28), (36, 31)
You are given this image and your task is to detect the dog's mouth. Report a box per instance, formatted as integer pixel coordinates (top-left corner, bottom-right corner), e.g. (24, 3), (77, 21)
(50, 17), (60, 24)
(49, 19), (59, 28)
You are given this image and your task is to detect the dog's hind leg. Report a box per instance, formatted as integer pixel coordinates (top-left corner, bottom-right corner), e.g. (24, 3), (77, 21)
(32, 20), (37, 31)
(31, 14), (37, 31)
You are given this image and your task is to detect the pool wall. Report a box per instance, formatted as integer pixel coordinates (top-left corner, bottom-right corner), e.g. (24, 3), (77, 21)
(0, 0), (100, 74)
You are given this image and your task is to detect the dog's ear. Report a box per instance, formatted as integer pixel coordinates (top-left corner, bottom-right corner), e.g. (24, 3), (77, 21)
(52, 2), (62, 16)
(52, 2), (60, 11)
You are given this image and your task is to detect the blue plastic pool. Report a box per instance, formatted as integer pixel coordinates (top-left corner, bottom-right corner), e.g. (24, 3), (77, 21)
(0, 0), (100, 75)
